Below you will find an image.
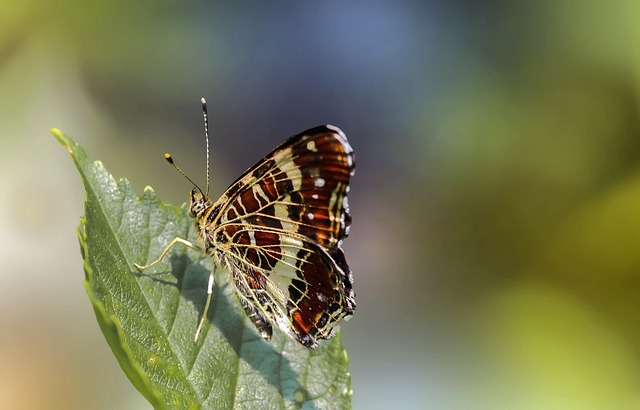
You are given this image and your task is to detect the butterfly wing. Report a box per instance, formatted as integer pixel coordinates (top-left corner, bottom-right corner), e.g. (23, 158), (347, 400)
(208, 125), (355, 347)
(221, 225), (354, 347)
(211, 125), (353, 246)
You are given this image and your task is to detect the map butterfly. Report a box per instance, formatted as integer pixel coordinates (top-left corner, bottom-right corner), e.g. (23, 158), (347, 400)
(135, 99), (355, 348)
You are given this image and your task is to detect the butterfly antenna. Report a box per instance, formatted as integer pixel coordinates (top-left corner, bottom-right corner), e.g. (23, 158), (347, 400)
(201, 97), (211, 196)
(164, 153), (205, 196)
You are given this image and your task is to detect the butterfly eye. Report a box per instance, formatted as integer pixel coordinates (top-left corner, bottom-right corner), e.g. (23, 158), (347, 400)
(189, 189), (208, 217)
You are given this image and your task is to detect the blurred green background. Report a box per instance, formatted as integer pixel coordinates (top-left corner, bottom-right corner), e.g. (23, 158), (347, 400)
(2, 1), (640, 409)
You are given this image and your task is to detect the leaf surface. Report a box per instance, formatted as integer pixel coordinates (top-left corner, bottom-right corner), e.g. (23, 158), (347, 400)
(52, 129), (353, 410)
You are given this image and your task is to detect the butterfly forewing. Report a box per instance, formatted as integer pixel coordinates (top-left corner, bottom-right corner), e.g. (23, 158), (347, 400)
(200, 125), (355, 348)
(212, 125), (354, 248)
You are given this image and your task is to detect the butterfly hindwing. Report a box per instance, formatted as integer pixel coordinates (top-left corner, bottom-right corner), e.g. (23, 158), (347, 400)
(221, 224), (354, 348)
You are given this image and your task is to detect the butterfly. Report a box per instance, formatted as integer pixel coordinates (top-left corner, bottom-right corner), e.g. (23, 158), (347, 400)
(135, 98), (355, 348)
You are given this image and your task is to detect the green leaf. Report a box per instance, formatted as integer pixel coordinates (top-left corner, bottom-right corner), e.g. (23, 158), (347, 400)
(52, 129), (353, 409)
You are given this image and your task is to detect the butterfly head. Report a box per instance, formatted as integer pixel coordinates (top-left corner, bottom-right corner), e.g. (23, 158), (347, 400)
(189, 188), (210, 218)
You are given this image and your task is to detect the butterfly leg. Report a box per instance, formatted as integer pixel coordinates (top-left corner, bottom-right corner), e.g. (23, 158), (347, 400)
(193, 269), (215, 343)
(133, 237), (200, 270)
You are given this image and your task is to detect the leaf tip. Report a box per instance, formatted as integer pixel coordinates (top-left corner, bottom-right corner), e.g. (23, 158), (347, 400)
(51, 128), (76, 155)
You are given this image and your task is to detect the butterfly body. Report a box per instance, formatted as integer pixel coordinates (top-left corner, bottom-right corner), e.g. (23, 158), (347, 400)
(187, 125), (355, 348)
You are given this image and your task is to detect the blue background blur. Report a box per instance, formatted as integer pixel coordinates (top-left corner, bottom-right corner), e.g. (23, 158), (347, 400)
(2, 1), (640, 409)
